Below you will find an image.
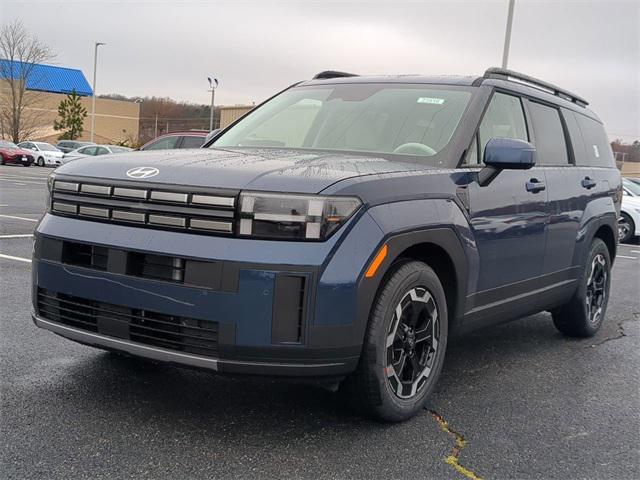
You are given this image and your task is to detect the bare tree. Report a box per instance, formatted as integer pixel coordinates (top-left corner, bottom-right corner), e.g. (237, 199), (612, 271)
(0, 21), (55, 142)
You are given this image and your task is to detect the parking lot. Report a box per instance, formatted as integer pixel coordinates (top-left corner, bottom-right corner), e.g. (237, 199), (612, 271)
(0, 164), (638, 480)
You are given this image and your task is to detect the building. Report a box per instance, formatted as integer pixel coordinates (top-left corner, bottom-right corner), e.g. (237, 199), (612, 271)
(219, 105), (253, 128)
(0, 60), (139, 145)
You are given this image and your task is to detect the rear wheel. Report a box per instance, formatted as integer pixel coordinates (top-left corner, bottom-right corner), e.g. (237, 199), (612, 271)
(618, 213), (635, 243)
(552, 238), (611, 337)
(342, 260), (448, 422)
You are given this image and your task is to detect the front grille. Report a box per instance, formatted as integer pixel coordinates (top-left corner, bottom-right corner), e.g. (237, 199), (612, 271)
(37, 288), (219, 357)
(50, 178), (238, 235)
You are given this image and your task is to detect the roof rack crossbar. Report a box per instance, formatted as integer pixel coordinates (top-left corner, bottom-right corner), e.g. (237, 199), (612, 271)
(312, 70), (358, 80)
(483, 67), (588, 107)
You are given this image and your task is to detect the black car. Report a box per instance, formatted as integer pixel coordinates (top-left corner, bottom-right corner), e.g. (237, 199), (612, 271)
(32, 68), (621, 421)
(55, 140), (95, 153)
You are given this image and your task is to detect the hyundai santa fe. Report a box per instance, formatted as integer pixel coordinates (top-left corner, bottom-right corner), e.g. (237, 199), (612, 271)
(32, 68), (621, 421)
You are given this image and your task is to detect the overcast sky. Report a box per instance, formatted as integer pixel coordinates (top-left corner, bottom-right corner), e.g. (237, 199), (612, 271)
(2, 0), (639, 140)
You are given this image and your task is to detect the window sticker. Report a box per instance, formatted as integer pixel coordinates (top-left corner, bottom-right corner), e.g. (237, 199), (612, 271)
(417, 97), (445, 105)
(593, 145), (600, 158)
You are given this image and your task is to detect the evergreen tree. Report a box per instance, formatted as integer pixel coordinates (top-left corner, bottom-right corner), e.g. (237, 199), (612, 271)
(53, 90), (87, 140)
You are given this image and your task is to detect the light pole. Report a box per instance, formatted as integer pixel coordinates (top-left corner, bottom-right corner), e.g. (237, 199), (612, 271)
(90, 42), (106, 142)
(208, 76), (218, 131)
(501, 0), (516, 69)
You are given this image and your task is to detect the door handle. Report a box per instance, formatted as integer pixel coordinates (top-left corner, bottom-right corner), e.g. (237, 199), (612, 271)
(581, 177), (597, 189)
(526, 178), (546, 193)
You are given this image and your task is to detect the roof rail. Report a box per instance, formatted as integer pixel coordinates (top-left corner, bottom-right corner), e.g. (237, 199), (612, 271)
(483, 67), (588, 107)
(312, 70), (358, 80)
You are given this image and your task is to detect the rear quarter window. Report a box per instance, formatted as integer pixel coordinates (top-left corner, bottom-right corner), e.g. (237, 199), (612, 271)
(575, 114), (615, 168)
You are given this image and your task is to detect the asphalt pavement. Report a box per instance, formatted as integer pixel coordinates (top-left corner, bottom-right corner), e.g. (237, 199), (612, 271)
(1, 164), (639, 480)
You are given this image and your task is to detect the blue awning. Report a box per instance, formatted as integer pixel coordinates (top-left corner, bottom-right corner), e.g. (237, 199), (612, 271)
(0, 60), (93, 96)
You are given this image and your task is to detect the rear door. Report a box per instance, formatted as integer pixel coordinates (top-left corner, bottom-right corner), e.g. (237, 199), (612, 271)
(524, 101), (584, 281)
(464, 91), (548, 306)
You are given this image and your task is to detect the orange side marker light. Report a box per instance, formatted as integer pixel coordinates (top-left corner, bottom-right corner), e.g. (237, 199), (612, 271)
(365, 244), (388, 278)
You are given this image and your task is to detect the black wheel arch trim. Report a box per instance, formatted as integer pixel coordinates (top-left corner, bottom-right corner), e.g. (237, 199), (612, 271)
(353, 227), (468, 346)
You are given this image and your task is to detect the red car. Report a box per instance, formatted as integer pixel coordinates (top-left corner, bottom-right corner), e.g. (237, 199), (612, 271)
(0, 141), (34, 166)
(139, 131), (208, 151)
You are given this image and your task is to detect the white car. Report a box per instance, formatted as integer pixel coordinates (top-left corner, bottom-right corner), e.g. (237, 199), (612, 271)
(62, 144), (133, 163)
(17, 141), (64, 167)
(619, 178), (640, 243)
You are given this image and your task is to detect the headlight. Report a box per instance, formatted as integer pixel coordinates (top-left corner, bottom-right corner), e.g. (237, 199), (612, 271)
(45, 173), (55, 211)
(238, 191), (361, 240)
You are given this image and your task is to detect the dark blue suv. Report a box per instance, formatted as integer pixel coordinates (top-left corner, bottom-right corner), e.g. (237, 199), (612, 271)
(32, 68), (621, 421)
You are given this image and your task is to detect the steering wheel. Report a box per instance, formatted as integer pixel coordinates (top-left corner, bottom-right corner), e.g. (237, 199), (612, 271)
(392, 143), (437, 156)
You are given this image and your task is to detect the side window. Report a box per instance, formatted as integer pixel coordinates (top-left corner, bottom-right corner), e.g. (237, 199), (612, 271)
(143, 136), (180, 150)
(180, 135), (206, 148)
(95, 147), (109, 155)
(562, 109), (587, 166)
(528, 101), (569, 165)
(80, 146), (97, 155)
(477, 92), (528, 164)
(575, 114), (615, 168)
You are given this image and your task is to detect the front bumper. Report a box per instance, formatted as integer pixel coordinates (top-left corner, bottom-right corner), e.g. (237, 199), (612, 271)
(31, 211), (385, 377)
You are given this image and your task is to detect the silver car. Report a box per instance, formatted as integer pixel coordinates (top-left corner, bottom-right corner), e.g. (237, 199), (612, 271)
(62, 144), (133, 163)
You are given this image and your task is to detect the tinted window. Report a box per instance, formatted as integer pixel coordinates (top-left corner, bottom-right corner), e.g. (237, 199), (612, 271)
(180, 135), (206, 148)
(562, 109), (587, 165)
(528, 101), (569, 165)
(95, 147), (109, 155)
(470, 92), (528, 164)
(575, 114), (615, 167)
(143, 136), (180, 150)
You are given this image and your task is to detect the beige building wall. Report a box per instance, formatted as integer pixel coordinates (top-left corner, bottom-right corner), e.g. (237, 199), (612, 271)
(0, 84), (139, 145)
(219, 105), (253, 128)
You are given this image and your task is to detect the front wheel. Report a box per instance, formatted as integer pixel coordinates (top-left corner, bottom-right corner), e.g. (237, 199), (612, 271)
(552, 238), (611, 337)
(342, 260), (448, 422)
(37, 157), (45, 167)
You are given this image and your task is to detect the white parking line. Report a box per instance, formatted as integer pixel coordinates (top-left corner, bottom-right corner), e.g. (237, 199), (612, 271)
(618, 255), (638, 259)
(0, 178), (46, 185)
(0, 253), (31, 263)
(0, 214), (39, 222)
(630, 250), (640, 254)
(0, 234), (34, 239)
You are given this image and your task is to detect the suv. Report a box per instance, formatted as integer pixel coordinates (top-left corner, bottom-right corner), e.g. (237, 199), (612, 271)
(32, 68), (621, 421)
(55, 140), (95, 153)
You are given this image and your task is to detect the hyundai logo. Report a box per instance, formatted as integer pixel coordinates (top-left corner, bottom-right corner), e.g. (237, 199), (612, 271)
(126, 166), (159, 179)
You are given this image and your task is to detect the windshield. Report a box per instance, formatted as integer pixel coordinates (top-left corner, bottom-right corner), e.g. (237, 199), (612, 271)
(0, 141), (18, 149)
(35, 143), (60, 152)
(623, 178), (640, 196)
(212, 84), (472, 158)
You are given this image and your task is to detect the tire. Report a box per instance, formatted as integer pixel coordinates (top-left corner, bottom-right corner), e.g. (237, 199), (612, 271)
(552, 238), (611, 337)
(618, 213), (635, 244)
(37, 157), (45, 167)
(22, 160), (32, 167)
(0, 155), (5, 165)
(342, 260), (448, 422)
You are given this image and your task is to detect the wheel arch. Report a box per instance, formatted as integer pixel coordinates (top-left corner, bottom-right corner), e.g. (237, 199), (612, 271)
(355, 227), (469, 344)
(593, 223), (616, 262)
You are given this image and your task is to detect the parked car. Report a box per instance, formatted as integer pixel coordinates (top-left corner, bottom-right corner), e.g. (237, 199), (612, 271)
(17, 141), (64, 167)
(55, 140), (95, 153)
(625, 177), (640, 187)
(139, 131), (208, 150)
(0, 140), (34, 166)
(62, 144), (133, 162)
(33, 68), (621, 421)
(619, 178), (640, 243)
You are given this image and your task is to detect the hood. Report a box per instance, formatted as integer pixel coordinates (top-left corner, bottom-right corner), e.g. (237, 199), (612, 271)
(53, 147), (431, 193)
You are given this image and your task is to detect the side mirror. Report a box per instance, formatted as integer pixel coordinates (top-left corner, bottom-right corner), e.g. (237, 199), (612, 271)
(478, 138), (536, 187)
